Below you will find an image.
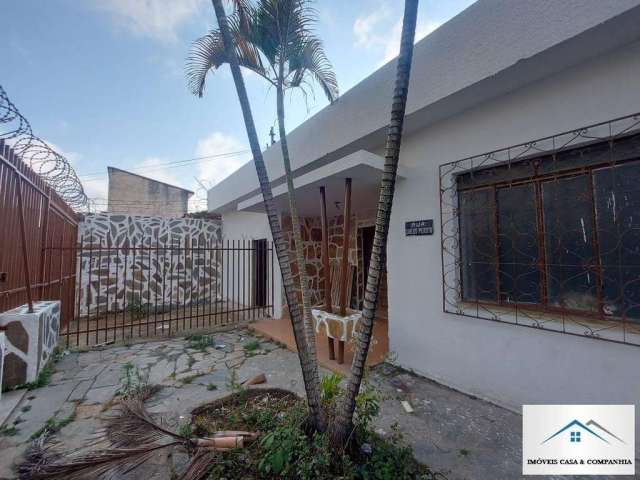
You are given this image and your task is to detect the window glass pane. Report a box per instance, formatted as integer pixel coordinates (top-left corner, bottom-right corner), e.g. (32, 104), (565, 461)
(542, 176), (598, 313)
(594, 162), (640, 321)
(497, 184), (541, 304)
(459, 188), (497, 302)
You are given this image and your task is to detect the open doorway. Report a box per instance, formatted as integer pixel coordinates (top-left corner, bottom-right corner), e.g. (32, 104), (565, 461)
(253, 239), (268, 307)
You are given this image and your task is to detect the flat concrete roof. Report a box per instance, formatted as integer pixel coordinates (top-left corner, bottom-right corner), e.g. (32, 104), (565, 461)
(207, 0), (640, 214)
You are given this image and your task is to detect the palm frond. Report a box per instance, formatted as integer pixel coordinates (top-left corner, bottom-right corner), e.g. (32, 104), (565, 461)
(288, 36), (338, 102)
(176, 449), (217, 480)
(186, 30), (227, 97)
(20, 441), (180, 480)
(186, 15), (271, 97)
(105, 395), (187, 448)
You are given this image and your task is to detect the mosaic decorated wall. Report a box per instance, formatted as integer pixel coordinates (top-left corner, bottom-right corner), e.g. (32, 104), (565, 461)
(77, 213), (222, 317)
(281, 213), (364, 309)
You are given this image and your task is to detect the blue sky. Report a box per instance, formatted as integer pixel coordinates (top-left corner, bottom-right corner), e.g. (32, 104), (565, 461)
(1, 0), (475, 211)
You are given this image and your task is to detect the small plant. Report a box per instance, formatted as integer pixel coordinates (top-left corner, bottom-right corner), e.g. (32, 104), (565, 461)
(0, 425), (19, 437)
(30, 413), (76, 440)
(206, 383), (217, 391)
(178, 421), (193, 440)
(320, 373), (343, 408)
(459, 448), (471, 457)
(186, 334), (215, 351)
(118, 362), (150, 398)
(126, 300), (149, 320)
(354, 381), (380, 435)
(23, 365), (54, 390)
(243, 340), (260, 353)
(226, 369), (243, 393)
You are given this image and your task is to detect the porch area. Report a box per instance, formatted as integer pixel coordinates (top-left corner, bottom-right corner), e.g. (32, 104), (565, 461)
(239, 150), (399, 374)
(250, 311), (389, 375)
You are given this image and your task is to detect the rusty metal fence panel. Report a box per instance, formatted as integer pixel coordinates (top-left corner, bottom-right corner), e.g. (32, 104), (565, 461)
(61, 240), (274, 348)
(0, 139), (78, 325)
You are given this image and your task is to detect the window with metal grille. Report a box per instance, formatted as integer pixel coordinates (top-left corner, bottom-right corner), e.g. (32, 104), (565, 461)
(439, 114), (640, 346)
(458, 138), (640, 318)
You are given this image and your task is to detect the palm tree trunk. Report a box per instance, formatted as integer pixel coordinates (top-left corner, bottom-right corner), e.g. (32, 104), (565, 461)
(210, 0), (325, 432)
(331, 0), (419, 445)
(275, 71), (320, 370)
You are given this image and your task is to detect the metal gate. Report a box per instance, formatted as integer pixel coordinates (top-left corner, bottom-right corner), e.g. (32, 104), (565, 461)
(61, 240), (274, 348)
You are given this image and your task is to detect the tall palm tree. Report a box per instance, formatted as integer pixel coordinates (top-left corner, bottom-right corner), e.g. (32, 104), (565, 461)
(187, 0), (338, 403)
(332, 0), (419, 445)
(190, 0), (326, 432)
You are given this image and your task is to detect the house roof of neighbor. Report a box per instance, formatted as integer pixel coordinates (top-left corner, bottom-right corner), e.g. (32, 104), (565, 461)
(108, 166), (194, 194)
(207, 0), (640, 214)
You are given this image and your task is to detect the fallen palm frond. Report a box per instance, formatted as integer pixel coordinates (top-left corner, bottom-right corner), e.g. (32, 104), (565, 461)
(20, 440), (182, 480)
(19, 390), (259, 480)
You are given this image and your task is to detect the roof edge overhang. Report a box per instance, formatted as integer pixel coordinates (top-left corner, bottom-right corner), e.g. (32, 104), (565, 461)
(236, 150), (407, 214)
(208, 2), (640, 215)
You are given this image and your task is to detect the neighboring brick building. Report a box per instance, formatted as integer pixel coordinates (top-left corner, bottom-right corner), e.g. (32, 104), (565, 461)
(107, 167), (193, 217)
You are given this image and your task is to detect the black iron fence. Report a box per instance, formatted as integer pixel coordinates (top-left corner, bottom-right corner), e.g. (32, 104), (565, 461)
(61, 239), (274, 347)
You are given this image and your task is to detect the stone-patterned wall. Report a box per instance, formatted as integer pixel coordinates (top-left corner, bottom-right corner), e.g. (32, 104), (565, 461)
(281, 214), (361, 308)
(77, 213), (222, 317)
(0, 301), (60, 389)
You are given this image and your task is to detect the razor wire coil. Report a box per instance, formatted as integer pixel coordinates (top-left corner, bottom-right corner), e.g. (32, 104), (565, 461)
(0, 84), (87, 210)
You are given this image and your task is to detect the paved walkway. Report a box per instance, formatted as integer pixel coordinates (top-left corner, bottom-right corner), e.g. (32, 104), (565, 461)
(0, 329), (630, 479)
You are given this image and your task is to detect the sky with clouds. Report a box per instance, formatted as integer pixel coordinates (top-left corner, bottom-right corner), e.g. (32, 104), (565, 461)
(1, 0), (475, 211)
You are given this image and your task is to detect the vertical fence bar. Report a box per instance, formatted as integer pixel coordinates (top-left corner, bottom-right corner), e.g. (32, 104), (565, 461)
(105, 236), (112, 344)
(168, 240), (174, 337)
(95, 233), (102, 345)
(38, 190), (51, 300)
(86, 231), (93, 346)
(15, 178), (34, 312)
(215, 239), (220, 326)
(224, 239), (231, 324)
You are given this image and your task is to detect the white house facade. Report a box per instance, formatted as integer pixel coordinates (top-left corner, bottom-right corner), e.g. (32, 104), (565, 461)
(207, 0), (640, 455)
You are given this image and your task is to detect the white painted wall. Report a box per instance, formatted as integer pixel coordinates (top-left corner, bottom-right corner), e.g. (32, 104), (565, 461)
(208, 0), (640, 214)
(387, 41), (640, 454)
(222, 211), (283, 318)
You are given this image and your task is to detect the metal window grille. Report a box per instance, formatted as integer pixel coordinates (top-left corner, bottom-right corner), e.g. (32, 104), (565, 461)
(439, 112), (640, 346)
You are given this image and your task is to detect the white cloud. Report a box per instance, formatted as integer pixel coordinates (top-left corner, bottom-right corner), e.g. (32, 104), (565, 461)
(353, 5), (391, 49)
(194, 131), (250, 187)
(353, 3), (441, 65)
(96, 0), (204, 41)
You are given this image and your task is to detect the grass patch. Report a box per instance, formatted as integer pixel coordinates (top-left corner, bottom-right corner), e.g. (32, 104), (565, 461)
(0, 425), (19, 437)
(22, 365), (54, 391)
(186, 334), (216, 351)
(243, 340), (261, 353)
(191, 388), (437, 479)
(30, 413), (76, 440)
(206, 383), (218, 391)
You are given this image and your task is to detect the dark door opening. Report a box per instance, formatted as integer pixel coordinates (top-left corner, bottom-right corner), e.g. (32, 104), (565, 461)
(253, 239), (268, 307)
(362, 226), (375, 282)
(359, 226), (388, 317)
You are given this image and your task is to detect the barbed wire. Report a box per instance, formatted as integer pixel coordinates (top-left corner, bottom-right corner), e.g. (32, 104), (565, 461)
(0, 84), (88, 210)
